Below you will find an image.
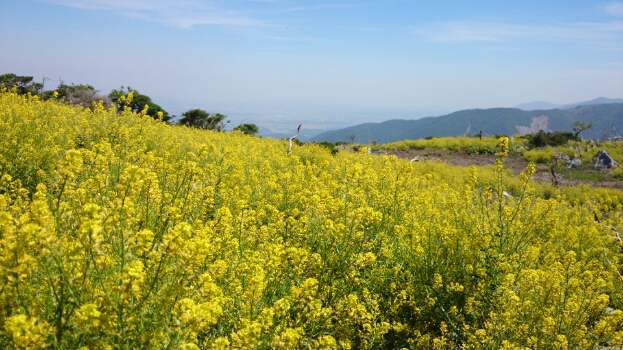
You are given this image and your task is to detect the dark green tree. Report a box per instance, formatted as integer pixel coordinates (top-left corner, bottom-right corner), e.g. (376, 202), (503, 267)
(109, 86), (170, 122)
(0, 73), (43, 95)
(523, 130), (577, 148)
(179, 109), (229, 131)
(233, 123), (259, 136)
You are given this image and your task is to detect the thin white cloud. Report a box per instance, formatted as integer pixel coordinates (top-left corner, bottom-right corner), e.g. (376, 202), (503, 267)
(607, 2), (623, 17)
(35, 0), (364, 28)
(340, 26), (384, 32)
(412, 21), (623, 50)
(278, 3), (364, 13)
(35, 0), (267, 28)
(258, 35), (326, 42)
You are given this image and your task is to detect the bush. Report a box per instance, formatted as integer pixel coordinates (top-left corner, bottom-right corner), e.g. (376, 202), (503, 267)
(523, 131), (577, 148)
(523, 147), (554, 163)
(465, 145), (497, 155)
(315, 141), (339, 155)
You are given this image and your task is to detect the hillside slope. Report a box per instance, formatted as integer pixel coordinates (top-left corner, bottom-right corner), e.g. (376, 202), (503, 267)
(2, 92), (623, 348)
(309, 103), (623, 143)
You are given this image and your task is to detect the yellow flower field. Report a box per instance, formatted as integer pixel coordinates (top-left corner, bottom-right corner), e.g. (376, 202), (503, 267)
(1, 90), (622, 349)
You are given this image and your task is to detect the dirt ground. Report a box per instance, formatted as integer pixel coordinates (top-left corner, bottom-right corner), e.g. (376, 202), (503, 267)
(376, 149), (623, 190)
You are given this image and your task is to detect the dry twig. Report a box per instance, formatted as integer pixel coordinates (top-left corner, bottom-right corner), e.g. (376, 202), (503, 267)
(550, 164), (560, 186)
(287, 124), (301, 153)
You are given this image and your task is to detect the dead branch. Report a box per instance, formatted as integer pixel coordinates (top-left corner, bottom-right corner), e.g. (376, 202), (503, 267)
(288, 124), (301, 153)
(550, 164), (560, 186)
(594, 211), (622, 242)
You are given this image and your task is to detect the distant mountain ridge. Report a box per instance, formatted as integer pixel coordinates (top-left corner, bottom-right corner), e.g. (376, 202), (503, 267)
(514, 97), (623, 111)
(513, 101), (562, 111)
(309, 101), (623, 144)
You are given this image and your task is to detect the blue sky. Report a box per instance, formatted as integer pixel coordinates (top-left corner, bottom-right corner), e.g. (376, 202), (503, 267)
(1, 0), (623, 136)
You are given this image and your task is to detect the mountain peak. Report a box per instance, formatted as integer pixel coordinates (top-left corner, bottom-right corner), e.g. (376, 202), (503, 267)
(515, 97), (623, 111)
(514, 101), (561, 111)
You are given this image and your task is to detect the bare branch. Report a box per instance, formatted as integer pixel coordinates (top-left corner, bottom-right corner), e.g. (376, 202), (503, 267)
(287, 124), (301, 153)
(550, 164), (560, 186)
(595, 211), (622, 242)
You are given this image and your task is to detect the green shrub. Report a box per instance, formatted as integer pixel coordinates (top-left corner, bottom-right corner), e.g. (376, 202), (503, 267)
(523, 147), (554, 163)
(315, 141), (339, 155)
(523, 131), (577, 148)
(465, 145), (497, 155)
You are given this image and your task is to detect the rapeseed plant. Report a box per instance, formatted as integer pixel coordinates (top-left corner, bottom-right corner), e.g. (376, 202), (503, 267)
(0, 90), (622, 348)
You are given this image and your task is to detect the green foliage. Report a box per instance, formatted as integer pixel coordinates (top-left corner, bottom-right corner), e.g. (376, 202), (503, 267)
(314, 141), (339, 155)
(573, 121), (594, 137)
(561, 169), (609, 182)
(0, 73), (43, 95)
(109, 86), (170, 122)
(233, 123), (259, 136)
(523, 147), (554, 163)
(179, 109), (228, 131)
(291, 137), (303, 146)
(523, 130), (577, 148)
(465, 145), (497, 155)
(43, 82), (95, 100)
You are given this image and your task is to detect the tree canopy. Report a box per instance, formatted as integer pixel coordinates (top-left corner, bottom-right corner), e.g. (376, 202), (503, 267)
(179, 109), (229, 131)
(233, 123), (259, 136)
(572, 121), (594, 138)
(0, 73), (43, 95)
(109, 86), (170, 122)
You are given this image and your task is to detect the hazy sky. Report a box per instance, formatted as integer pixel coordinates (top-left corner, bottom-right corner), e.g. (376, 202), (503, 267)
(2, 0), (623, 133)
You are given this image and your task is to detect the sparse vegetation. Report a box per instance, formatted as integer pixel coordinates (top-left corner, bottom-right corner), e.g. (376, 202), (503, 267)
(377, 136), (509, 152)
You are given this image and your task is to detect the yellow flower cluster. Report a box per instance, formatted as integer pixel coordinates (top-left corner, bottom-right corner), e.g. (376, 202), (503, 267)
(496, 136), (510, 157)
(0, 90), (622, 348)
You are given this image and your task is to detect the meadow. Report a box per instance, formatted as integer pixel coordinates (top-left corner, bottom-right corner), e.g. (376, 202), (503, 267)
(1, 90), (623, 349)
